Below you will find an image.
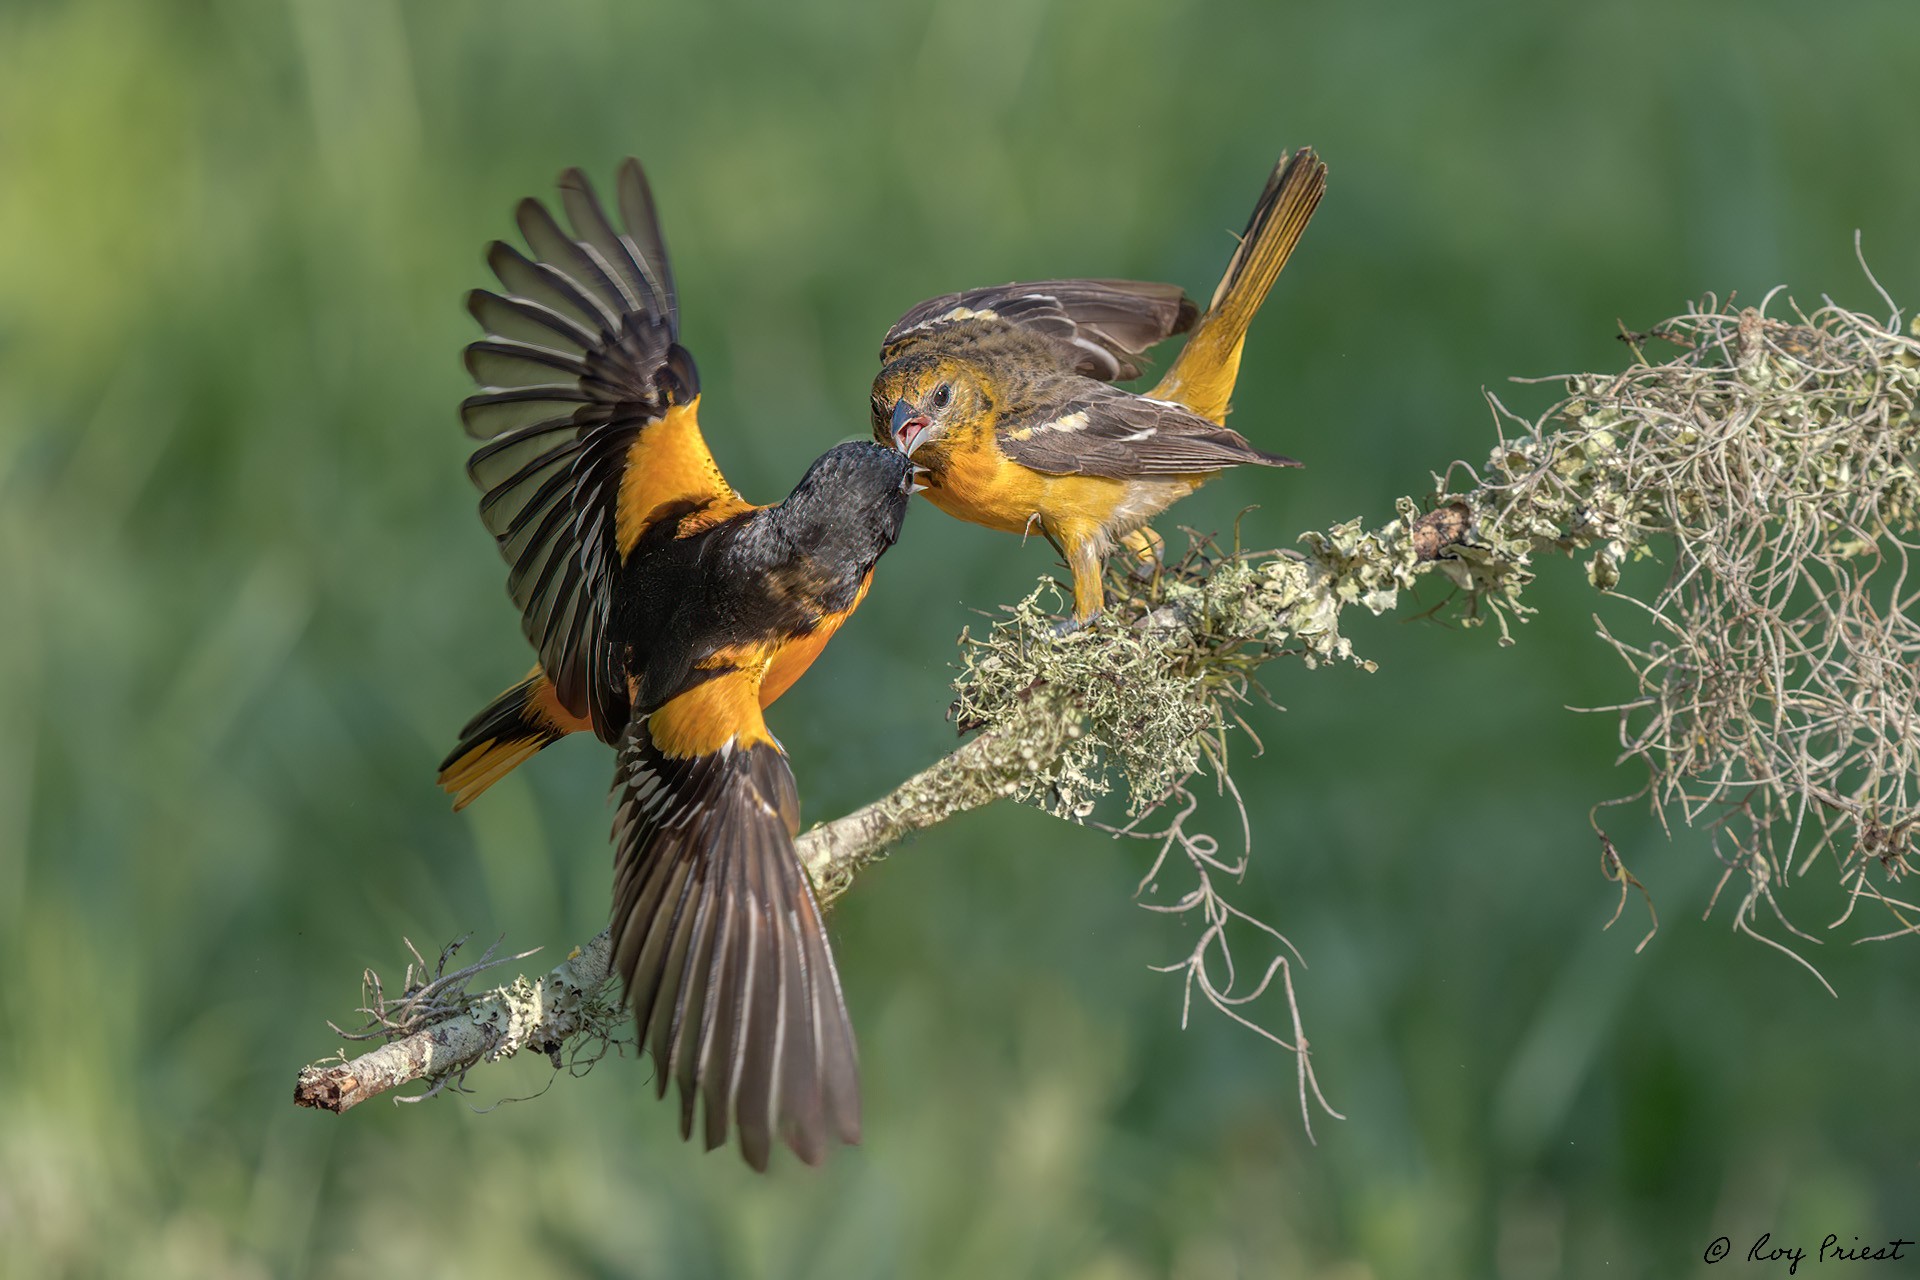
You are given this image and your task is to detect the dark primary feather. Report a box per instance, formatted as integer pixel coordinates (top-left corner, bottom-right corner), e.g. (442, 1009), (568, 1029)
(609, 722), (859, 1170)
(997, 379), (1298, 478)
(459, 159), (702, 734)
(558, 166), (673, 320)
(882, 279), (1197, 381)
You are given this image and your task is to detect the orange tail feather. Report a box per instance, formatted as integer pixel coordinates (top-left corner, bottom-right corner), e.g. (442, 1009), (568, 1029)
(1152, 148), (1327, 423)
(438, 669), (591, 809)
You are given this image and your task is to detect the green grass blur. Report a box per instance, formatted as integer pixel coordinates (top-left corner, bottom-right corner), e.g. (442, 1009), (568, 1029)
(2, 1), (1916, 1276)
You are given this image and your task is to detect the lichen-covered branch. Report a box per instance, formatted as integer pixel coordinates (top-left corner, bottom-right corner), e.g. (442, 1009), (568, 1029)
(294, 932), (619, 1113)
(294, 716), (1082, 1112)
(950, 293), (1919, 974)
(1452, 298), (1920, 968)
(298, 292), (1920, 1118)
(801, 687), (1082, 905)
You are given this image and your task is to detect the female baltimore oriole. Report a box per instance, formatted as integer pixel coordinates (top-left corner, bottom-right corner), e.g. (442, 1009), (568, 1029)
(871, 148), (1326, 623)
(437, 159), (912, 1170)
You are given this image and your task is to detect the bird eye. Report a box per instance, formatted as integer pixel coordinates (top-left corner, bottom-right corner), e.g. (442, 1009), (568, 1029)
(932, 382), (952, 411)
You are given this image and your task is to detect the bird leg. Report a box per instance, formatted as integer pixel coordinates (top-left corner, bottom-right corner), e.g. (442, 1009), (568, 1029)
(1063, 530), (1107, 628)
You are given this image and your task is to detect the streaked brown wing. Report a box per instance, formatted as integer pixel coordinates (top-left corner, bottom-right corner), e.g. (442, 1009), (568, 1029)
(609, 693), (860, 1171)
(461, 158), (741, 735)
(881, 280), (1197, 380)
(998, 381), (1299, 478)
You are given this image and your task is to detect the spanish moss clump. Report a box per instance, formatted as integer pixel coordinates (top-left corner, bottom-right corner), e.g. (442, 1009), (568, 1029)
(1463, 296), (1920, 973)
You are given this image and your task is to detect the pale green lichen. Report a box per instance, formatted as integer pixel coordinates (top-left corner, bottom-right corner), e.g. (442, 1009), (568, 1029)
(949, 294), (1920, 963)
(799, 689), (1081, 904)
(1460, 300), (1919, 964)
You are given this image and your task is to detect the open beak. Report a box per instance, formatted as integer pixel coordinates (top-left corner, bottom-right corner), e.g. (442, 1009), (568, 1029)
(889, 398), (931, 458)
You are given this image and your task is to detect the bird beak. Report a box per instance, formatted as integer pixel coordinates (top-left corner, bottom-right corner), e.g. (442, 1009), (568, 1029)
(889, 398), (931, 457)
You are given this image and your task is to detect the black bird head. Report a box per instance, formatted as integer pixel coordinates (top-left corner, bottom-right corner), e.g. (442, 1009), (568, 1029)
(773, 441), (913, 566)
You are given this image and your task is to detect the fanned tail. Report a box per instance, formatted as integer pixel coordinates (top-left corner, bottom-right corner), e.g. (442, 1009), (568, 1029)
(609, 701), (860, 1171)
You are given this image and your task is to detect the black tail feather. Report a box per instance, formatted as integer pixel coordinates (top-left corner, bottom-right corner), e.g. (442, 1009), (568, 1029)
(609, 720), (860, 1171)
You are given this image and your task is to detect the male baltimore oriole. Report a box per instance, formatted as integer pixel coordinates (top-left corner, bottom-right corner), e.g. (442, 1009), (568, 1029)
(435, 159), (913, 1169)
(871, 148), (1326, 623)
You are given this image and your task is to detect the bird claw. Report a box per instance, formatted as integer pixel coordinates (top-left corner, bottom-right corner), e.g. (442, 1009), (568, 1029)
(1052, 611), (1100, 637)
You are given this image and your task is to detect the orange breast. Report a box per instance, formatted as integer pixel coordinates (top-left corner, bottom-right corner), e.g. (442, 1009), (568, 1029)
(925, 432), (1132, 539)
(758, 571), (874, 707)
(922, 436), (1045, 533)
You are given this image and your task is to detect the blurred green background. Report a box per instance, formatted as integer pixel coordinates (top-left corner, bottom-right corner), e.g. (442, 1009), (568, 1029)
(2, 0), (1915, 1276)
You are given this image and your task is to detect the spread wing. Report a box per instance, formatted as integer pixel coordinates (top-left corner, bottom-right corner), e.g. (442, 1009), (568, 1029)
(610, 685), (861, 1170)
(461, 158), (745, 736)
(880, 280), (1198, 381)
(998, 380), (1300, 478)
